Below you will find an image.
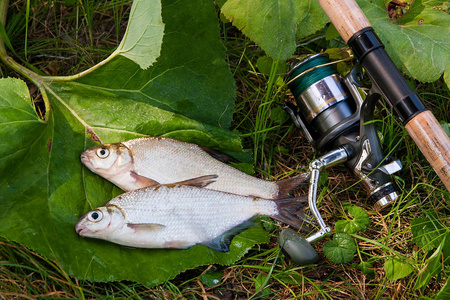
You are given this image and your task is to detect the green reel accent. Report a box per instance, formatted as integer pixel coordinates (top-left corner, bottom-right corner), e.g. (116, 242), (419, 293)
(287, 54), (338, 98)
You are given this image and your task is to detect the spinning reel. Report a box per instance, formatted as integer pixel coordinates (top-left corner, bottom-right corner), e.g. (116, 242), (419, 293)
(279, 53), (402, 264)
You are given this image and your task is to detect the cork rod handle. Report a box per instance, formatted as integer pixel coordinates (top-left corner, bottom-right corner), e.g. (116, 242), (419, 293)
(317, 0), (371, 42)
(405, 111), (450, 190)
(318, 0), (450, 190)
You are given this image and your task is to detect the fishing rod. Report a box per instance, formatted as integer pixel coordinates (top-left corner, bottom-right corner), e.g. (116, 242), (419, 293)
(278, 0), (450, 264)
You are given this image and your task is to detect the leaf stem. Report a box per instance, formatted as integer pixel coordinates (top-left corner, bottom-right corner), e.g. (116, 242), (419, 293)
(43, 50), (119, 82)
(0, 0), (50, 122)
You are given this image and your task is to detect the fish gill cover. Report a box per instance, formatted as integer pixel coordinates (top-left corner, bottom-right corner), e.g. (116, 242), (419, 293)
(0, 0), (268, 285)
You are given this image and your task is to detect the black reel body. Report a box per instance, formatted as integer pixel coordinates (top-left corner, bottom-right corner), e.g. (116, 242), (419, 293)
(284, 53), (401, 210)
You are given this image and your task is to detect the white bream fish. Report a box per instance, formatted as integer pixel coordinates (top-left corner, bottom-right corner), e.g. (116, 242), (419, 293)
(75, 176), (307, 252)
(80, 137), (309, 199)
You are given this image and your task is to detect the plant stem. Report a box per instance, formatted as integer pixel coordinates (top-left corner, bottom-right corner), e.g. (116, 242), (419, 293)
(0, 0), (50, 122)
(352, 233), (416, 265)
(0, 0), (115, 101)
(42, 50), (118, 82)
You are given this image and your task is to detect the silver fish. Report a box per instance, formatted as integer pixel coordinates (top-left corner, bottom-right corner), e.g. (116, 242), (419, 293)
(75, 176), (307, 252)
(80, 137), (309, 199)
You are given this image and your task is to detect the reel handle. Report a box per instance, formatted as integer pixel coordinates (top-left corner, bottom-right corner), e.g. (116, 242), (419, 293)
(318, 0), (450, 191)
(279, 148), (348, 265)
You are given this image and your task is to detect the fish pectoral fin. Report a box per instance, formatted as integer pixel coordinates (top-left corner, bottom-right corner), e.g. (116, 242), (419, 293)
(202, 220), (255, 253)
(199, 145), (240, 164)
(130, 171), (160, 188)
(165, 175), (218, 189)
(127, 223), (165, 232)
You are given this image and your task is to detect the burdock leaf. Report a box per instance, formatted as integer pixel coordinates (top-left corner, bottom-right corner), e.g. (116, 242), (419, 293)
(357, 0), (450, 88)
(220, 0), (328, 61)
(221, 0), (450, 88)
(113, 0), (164, 69)
(0, 0), (268, 286)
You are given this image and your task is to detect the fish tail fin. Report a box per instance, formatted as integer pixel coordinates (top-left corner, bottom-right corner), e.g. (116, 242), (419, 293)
(275, 172), (310, 199)
(272, 196), (312, 232)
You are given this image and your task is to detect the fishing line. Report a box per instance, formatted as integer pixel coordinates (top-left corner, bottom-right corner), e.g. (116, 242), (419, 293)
(284, 55), (354, 92)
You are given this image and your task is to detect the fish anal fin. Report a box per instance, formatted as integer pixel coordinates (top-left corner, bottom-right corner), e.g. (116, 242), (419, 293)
(164, 241), (191, 249)
(127, 223), (165, 232)
(130, 171), (160, 188)
(199, 145), (240, 164)
(165, 175), (218, 189)
(202, 220), (254, 252)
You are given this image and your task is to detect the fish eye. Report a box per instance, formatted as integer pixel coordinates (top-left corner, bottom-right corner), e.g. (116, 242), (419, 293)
(88, 210), (103, 222)
(96, 148), (110, 158)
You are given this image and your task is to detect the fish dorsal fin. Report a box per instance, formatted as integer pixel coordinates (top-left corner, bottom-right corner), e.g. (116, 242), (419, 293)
(199, 145), (239, 164)
(127, 223), (165, 232)
(202, 220), (254, 252)
(130, 171), (160, 188)
(164, 175), (218, 189)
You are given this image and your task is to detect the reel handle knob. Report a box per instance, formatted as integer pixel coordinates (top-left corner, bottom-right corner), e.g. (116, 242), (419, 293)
(279, 228), (318, 265)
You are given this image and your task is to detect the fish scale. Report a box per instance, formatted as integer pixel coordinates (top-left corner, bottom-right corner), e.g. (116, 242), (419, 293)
(81, 137), (310, 199)
(75, 180), (306, 252)
(109, 185), (277, 230)
(123, 137), (280, 198)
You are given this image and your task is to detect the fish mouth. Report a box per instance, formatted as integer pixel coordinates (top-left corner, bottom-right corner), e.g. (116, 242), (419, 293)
(75, 223), (87, 236)
(80, 153), (92, 167)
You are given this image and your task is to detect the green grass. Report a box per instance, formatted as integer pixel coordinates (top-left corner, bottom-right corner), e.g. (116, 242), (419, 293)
(1, 0), (449, 299)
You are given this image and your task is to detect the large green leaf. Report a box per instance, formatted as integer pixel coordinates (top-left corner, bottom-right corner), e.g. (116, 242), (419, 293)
(221, 0), (450, 88)
(0, 0), (269, 286)
(357, 0), (450, 88)
(74, 0), (236, 129)
(220, 0), (328, 61)
(411, 216), (445, 252)
(384, 258), (414, 281)
(114, 0), (164, 69)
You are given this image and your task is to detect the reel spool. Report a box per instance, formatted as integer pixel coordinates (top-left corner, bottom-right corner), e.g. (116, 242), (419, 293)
(285, 53), (359, 151)
(286, 54), (357, 148)
(280, 53), (402, 264)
